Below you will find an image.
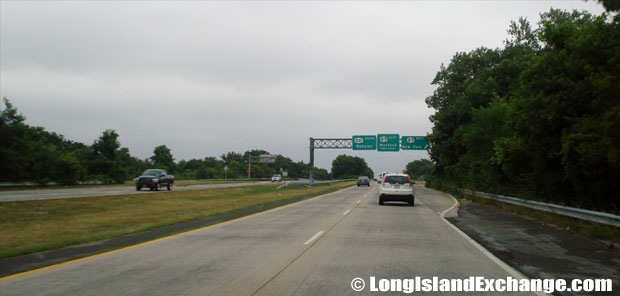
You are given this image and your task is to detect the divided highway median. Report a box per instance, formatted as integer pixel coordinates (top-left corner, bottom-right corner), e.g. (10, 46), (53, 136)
(0, 182), (355, 261)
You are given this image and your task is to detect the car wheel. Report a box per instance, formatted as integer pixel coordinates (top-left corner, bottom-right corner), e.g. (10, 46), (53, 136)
(409, 198), (415, 206)
(379, 195), (384, 205)
(136, 186), (141, 191)
(167, 183), (171, 190)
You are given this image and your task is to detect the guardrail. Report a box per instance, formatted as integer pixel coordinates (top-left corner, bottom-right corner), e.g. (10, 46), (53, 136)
(456, 188), (620, 228)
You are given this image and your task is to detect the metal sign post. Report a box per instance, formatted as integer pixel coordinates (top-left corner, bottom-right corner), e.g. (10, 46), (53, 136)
(247, 155), (257, 179)
(309, 138), (352, 186)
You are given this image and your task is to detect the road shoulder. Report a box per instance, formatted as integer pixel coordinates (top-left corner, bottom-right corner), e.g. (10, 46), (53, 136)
(448, 200), (620, 296)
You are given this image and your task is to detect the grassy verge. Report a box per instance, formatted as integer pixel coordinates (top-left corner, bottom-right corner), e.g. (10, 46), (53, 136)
(0, 182), (354, 259)
(453, 190), (620, 244)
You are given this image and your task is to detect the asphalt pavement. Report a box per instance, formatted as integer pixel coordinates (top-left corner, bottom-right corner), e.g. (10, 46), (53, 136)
(0, 182), (271, 202)
(0, 184), (538, 295)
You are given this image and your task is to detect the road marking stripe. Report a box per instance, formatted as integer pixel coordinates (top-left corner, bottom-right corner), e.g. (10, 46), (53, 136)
(356, 200), (361, 204)
(440, 194), (459, 217)
(304, 231), (324, 245)
(342, 210), (351, 215)
(0, 185), (357, 281)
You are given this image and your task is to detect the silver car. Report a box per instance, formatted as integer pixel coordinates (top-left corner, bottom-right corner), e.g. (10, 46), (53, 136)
(271, 174), (282, 182)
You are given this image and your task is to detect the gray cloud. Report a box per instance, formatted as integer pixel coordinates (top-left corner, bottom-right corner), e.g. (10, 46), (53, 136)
(0, 1), (605, 174)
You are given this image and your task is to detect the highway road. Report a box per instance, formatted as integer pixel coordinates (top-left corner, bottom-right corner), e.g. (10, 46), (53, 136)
(0, 184), (538, 295)
(0, 182), (271, 202)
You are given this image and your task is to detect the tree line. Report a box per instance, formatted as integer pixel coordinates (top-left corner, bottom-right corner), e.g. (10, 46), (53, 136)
(0, 98), (335, 185)
(425, 4), (619, 212)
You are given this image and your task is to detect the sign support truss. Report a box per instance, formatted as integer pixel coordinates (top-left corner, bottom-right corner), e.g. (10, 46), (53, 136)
(309, 137), (352, 185)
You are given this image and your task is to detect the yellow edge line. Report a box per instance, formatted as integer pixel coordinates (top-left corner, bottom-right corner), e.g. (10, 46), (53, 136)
(0, 184), (355, 281)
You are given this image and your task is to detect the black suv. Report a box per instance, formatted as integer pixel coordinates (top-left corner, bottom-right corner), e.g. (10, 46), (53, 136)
(357, 176), (370, 187)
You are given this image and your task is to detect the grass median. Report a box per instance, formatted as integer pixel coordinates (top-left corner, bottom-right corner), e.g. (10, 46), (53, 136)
(0, 182), (354, 259)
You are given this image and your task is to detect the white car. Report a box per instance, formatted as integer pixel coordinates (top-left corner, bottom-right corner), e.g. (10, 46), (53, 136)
(377, 172), (390, 183)
(271, 174), (282, 182)
(379, 174), (415, 206)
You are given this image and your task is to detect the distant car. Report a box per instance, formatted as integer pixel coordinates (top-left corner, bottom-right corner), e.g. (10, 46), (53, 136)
(379, 173), (415, 206)
(417, 175), (425, 181)
(357, 176), (370, 187)
(271, 174), (282, 182)
(377, 172), (389, 183)
(135, 169), (174, 191)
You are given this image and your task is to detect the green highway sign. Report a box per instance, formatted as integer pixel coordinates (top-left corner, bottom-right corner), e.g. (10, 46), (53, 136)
(401, 136), (429, 150)
(377, 134), (400, 152)
(352, 135), (377, 150)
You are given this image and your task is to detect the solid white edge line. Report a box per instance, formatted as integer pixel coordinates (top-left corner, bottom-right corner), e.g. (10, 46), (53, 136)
(342, 210), (351, 216)
(440, 194), (459, 217)
(304, 231), (325, 245)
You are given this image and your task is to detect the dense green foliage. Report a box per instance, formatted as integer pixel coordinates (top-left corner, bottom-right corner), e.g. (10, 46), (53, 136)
(405, 159), (433, 179)
(331, 154), (374, 179)
(0, 99), (332, 185)
(426, 8), (619, 212)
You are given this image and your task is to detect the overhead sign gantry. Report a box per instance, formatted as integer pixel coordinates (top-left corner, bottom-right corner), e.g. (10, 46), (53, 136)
(309, 134), (430, 185)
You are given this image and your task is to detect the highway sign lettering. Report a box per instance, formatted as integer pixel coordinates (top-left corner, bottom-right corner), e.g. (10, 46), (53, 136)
(401, 136), (429, 150)
(352, 135), (377, 150)
(377, 134), (400, 152)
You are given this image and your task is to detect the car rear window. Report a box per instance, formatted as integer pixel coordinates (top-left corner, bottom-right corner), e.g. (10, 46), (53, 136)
(384, 176), (409, 184)
(358, 177), (368, 180)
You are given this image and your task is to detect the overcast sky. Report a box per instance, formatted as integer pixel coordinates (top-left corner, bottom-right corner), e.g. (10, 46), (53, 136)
(0, 1), (605, 176)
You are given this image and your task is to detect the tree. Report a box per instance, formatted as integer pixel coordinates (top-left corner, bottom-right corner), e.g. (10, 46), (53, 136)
(597, 0), (620, 13)
(88, 130), (124, 183)
(151, 145), (175, 172)
(0, 98), (27, 181)
(425, 7), (620, 212)
(92, 130), (119, 161)
(405, 159), (433, 179)
(331, 155), (374, 179)
(221, 152), (243, 164)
